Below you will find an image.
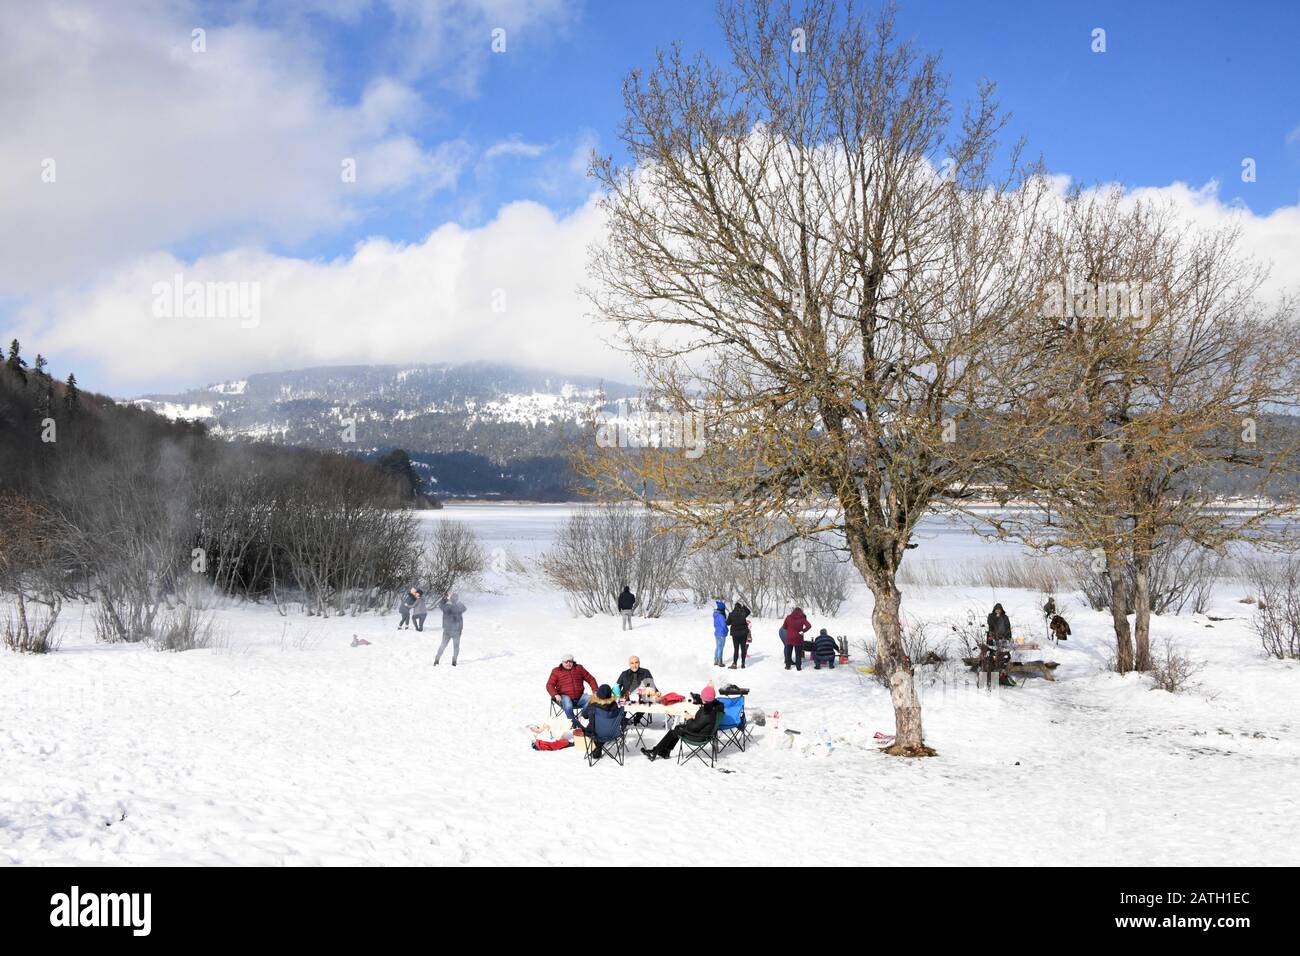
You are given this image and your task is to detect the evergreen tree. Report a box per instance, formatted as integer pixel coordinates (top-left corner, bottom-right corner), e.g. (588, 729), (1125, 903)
(34, 354), (48, 376)
(6, 339), (27, 382)
(62, 373), (80, 415)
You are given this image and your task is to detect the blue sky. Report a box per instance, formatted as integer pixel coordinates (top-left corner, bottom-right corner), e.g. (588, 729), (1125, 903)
(269, 0), (1300, 263)
(4, 0), (1299, 394)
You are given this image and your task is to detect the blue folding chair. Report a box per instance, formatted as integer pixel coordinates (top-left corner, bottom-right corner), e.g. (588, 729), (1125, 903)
(717, 694), (752, 754)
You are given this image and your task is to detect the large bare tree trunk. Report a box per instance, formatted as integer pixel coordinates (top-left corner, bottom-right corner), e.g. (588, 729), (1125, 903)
(1107, 570), (1135, 673)
(866, 576), (931, 755)
(1132, 555), (1152, 672)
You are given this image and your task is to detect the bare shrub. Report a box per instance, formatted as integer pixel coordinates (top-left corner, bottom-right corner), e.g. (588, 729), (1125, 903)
(1069, 535), (1223, 615)
(418, 520), (487, 597)
(1148, 637), (1203, 692)
(946, 608), (989, 658)
(541, 505), (690, 617)
(688, 529), (849, 616)
(1246, 558), (1300, 660)
(686, 541), (784, 616)
(150, 606), (218, 652)
(860, 620), (947, 688)
(784, 548), (852, 616)
(0, 491), (66, 653)
(3, 600), (62, 653)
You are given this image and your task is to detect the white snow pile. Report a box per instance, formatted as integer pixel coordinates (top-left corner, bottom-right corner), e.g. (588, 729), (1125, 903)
(2, 506), (1296, 866)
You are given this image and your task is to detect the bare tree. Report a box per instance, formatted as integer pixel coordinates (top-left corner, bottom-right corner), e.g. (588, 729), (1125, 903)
(541, 505), (690, 618)
(419, 520), (487, 597)
(579, 0), (1052, 754)
(0, 491), (65, 653)
(1247, 557), (1300, 660)
(986, 189), (1300, 671)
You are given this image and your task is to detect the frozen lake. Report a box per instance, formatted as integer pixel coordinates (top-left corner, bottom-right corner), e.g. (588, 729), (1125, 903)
(417, 502), (1038, 563)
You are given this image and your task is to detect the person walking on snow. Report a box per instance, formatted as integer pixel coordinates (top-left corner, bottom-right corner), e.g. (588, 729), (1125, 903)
(726, 601), (751, 669)
(712, 599), (729, 666)
(434, 592), (466, 665)
(617, 585), (637, 630)
(782, 607), (811, 671)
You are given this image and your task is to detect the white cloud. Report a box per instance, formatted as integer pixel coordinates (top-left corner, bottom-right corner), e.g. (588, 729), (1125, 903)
(0, 1), (521, 297)
(17, 177), (1298, 397)
(484, 138), (550, 160)
(16, 195), (631, 393)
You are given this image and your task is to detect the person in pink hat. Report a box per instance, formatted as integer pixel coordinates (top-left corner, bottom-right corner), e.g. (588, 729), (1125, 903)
(641, 685), (724, 761)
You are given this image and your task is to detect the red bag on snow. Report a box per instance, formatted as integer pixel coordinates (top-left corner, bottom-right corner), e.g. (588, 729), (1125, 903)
(532, 739), (573, 751)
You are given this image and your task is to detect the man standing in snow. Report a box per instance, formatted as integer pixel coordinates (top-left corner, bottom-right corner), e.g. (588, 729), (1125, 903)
(617, 585), (637, 630)
(547, 653), (599, 730)
(434, 592), (466, 666)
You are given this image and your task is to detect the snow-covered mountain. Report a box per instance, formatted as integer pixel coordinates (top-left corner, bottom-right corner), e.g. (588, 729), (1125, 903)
(130, 363), (639, 462)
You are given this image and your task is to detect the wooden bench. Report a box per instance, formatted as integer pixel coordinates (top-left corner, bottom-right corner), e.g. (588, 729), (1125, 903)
(962, 657), (1060, 682)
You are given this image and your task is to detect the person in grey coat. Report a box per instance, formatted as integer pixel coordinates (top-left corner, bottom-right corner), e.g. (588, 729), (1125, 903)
(434, 592), (466, 666)
(411, 589), (429, 632)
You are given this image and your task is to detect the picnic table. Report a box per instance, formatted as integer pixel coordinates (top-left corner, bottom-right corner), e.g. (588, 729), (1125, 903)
(621, 699), (699, 745)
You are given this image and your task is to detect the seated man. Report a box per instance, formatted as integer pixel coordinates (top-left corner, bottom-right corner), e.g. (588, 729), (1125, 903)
(616, 655), (656, 725)
(546, 653), (599, 729)
(812, 628), (838, 669)
(641, 685), (724, 761)
(580, 684), (626, 761)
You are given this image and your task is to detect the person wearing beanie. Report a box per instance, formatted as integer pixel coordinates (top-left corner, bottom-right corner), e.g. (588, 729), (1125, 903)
(712, 599), (729, 666)
(579, 684), (626, 761)
(642, 684), (724, 761)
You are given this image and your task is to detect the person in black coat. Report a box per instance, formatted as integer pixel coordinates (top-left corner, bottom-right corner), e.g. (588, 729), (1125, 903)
(726, 602), (751, 669)
(617, 585), (637, 630)
(986, 603), (1014, 686)
(642, 687), (723, 761)
(616, 655), (656, 726)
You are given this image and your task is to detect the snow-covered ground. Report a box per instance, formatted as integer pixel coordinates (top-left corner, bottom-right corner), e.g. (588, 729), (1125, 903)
(2, 506), (1297, 866)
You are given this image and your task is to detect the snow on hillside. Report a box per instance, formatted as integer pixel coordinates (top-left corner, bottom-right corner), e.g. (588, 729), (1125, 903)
(2, 505), (1296, 866)
(130, 399), (215, 421)
(208, 380), (247, 395)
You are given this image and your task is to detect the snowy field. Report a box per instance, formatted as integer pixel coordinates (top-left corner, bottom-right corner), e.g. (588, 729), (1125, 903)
(2, 504), (1297, 866)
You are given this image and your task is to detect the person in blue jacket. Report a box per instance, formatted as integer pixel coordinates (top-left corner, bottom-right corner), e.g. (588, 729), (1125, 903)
(712, 599), (729, 667)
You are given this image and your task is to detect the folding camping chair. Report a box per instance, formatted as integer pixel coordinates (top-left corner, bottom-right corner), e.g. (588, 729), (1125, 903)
(677, 710), (725, 768)
(717, 694), (752, 754)
(585, 704), (628, 766)
(586, 727), (627, 766)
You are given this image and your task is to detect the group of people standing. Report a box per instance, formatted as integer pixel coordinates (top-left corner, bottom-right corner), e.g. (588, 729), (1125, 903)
(398, 587), (467, 665)
(712, 599), (753, 668)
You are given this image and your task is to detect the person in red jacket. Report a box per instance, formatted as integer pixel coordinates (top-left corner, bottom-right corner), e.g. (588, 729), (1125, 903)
(782, 607), (812, 671)
(546, 652), (599, 728)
